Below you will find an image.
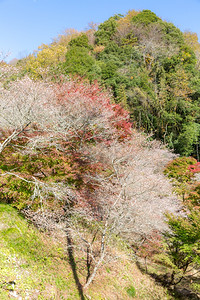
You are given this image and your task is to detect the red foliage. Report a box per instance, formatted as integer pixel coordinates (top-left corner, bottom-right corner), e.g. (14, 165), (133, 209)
(109, 103), (132, 140)
(188, 162), (200, 173)
(53, 79), (132, 142)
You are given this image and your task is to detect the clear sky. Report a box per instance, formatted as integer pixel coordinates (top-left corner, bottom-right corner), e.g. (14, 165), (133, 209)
(1, 0), (200, 61)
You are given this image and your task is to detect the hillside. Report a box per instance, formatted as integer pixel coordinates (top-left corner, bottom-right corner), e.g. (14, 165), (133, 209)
(0, 204), (173, 299)
(0, 8), (200, 300)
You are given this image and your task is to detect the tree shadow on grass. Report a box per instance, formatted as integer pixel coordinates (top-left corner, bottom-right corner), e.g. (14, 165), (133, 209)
(66, 228), (85, 300)
(136, 259), (200, 300)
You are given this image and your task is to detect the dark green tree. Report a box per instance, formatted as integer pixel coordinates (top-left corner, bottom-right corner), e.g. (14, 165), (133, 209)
(95, 15), (122, 46)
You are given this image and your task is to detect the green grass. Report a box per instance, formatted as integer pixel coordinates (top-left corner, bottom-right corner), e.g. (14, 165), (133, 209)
(0, 204), (79, 299)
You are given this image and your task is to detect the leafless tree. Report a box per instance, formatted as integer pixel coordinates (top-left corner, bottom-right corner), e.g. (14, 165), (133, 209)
(64, 134), (180, 288)
(0, 76), (56, 154)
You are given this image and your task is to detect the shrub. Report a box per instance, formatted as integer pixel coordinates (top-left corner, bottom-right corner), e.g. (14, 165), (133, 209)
(126, 285), (136, 297)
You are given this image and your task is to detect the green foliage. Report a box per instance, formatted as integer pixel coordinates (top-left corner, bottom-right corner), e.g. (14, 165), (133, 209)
(0, 148), (85, 209)
(164, 208), (200, 275)
(164, 156), (197, 201)
(100, 60), (118, 80)
(0, 177), (33, 209)
(68, 33), (91, 49)
(153, 252), (176, 269)
(62, 34), (100, 80)
(174, 122), (200, 156)
(91, 11), (200, 155)
(126, 285), (136, 297)
(191, 282), (200, 293)
(132, 9), (160, 25)
(95, 16), (120, 45)
(163, 45), (196, 73)
(164, 156), (197, 182)
(121, 32), (138, 47)
(116, 84), (129, 109)
(63, 46), (96, 78)
(161, 22), (184, 46)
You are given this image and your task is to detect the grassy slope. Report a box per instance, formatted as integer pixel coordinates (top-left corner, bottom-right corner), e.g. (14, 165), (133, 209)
(0, 204), (172, 299)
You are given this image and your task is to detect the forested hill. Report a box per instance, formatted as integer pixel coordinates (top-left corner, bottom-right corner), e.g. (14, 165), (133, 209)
(18, 9), (200, 157)
(1, 9), (200, 299)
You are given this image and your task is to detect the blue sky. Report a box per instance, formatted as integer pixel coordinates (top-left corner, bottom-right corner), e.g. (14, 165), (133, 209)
(1, 0), (200, 61)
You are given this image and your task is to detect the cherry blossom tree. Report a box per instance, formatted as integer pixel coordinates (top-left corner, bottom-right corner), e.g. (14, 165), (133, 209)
(0, 76), (55, 155)
(0, 75), (180, 289)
